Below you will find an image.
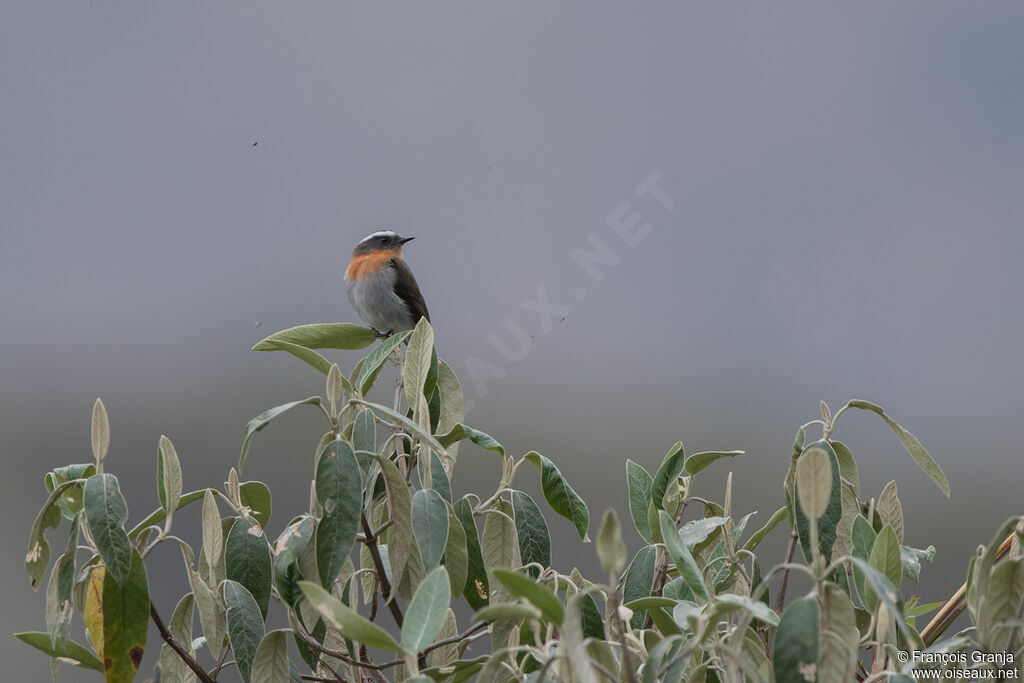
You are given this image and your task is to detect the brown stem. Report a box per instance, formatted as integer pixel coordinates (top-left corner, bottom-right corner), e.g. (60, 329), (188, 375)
(150, 601), (216, 683)
(209, 644), (231, 679)
(772, 529), (799, 616)
(360, 512), (404, 628)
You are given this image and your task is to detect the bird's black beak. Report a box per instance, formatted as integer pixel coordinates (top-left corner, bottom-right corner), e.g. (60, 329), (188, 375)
(399, 236), (415, 245)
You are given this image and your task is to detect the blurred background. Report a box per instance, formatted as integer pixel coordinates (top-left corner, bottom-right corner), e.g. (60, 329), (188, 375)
(3, 2), (1023, 679)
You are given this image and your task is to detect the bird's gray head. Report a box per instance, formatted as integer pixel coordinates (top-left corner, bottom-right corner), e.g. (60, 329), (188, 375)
(352, 230), (415, 255)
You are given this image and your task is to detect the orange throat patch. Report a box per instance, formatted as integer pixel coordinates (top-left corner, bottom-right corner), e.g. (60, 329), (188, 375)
(346, 248), (402, 281)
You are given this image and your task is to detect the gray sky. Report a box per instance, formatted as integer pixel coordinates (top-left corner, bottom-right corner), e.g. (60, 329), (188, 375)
(3, 3), (1024, 679)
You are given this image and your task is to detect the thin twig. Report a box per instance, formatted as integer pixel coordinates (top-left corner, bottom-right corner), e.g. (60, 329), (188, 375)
(209, 644), (231, 679)
(150, 601), (216, 683)
(360, 512), (404, 628)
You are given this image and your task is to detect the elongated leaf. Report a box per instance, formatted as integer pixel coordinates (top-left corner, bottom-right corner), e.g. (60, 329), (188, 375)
(481, 501), (521, 600)
(412, 489), (449, 572)
(472, 603), (540, 622)
(355, 399), (447, 456)
(712, 594), (780, 627)
(274, 515), (315, 571)
(103, 548), (149, 681)
(851, 515), (876, 604)
(159, 593), (196, 683)
(91, 398), (110, 465)
(356, 331), (410, 394)
(253, 323), (377, 351)
(225, 516), (272, 619)
(26, 479), (81, 589)
(189, 570), (225, 656)
(315, 441), (362, 586)
(157, 436), (183, 533)
(492, 568), (564, 624)
(15, 632), (104, 672)
(298, 581), (402, 652)
(436, 423), (504, 455)
(651, 442), (685, 511)
(455, 498), (489, 609)
(427, 451), (452, 504)
(402, 566), (452, 653)
(375, 454), (414, 592)
(404, 318), (434, 413)
(200, 490), (223, 586)
(866, 524), (902, 612)
(743, 506), (788, 552)
(819, 582), (858, 682)
(251, 629), (290, 683)
(239, 397), (323, 470)
(442, 504), (468, 596)
(623, 545), (657, 629)
(352, 408), (376, 470)
(259, 339), (333, 375)
(796, 444), (833, 522)
(524, 452), (589, 540)
(773, 596), (819, 683)
(658, 510), (708, 603)
(847, 400), (950, 496)
(223, 580), (266, 683)
(436, 361), (465, 463)
(83, 474), (133, 586)
(597, 509), (627, 577)
(511, 491), (550, 577)
(626, 460), (654, 543)
(795, 440), (843, 564)
(684, 449), (744, 475)
(877, 480), (904, 543)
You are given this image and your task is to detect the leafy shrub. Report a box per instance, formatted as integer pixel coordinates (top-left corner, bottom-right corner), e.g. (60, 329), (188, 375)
(17, 320), (1024, 681)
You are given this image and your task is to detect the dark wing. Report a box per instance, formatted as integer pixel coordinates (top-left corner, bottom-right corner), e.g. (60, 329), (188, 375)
(389, 258), (430, 323)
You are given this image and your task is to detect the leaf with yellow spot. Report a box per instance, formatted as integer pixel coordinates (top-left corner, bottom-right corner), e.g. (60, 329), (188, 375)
(83, 567), (105, 659)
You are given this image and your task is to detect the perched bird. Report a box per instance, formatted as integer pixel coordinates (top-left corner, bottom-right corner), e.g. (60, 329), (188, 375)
(345, 230), (430, 336)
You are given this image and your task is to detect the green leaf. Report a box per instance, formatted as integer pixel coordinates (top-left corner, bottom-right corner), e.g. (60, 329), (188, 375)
(650, 442), (685, 511)
(375, 454), (414, 592)
(442, 504), (469, 596)
(352, 408), (376, 471)
(743, 506), (788, 553)
(796, 443), (833, 523)
(596, 508), (627, 577)
(819, 582), (858, 681)
(877, 480), (904, 543)
(678, 516), (729, 547)
(91, 397), (110, 466)
(492, 568), (564, 624)
(481, 501), (521, 598)
(298, 581), (402, 653)
(258, 339), (334, 375)
(200, 490), (224, 587)
(26, 479), (81, 590)
(355, 399), (447, 456)
(454, 498), (489, 609)
(831, 440), (859, 494)
(83, 473), (133, 586)
(402, 566), (452, 653)
(103, 548), (149, 681)
(225, 516), (272, 619)
(712, 594), (780, 627)
(14, 632), (105, 672)
(795, 440), (843, 564)
(851, 515), (876, 604)
(404, 318), (434, 413)
(624, 596), (676, 611)
(773, 596), (820, 683)
(356, 331), (410, 394)
(626, 460), (654, 543)
(239, 397), (323, 471)
(866, 524), (902, 612)
(428, 451), (452, 504)
(436, 423), (504, 455)
(900, 543), (935, 582)
(657, 510), (708, 603)
(511, 491), (551, 578)
(189, 569), (225, 656)
(524, 452), (589, 540)
(412, 489), (450, 572)
(435, 361), (465, 463)
(45, 464), (95, 520)
(274, 515), (316, 571)
(158, 593), (195, 683)
(623, 545), (657, 629)
(157, 435), (183, 528)
(240, 481), (273, 529)
(472, 603), (540, 622)
(253, 322), (378, 351)
(684, 449), (744, 475)
(846, 556), (914, 643)
(223, 580), (266, 683)
(315, 441), (362, 586)
(251, 629), (290, 683)
(847, 400), (950, 496)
